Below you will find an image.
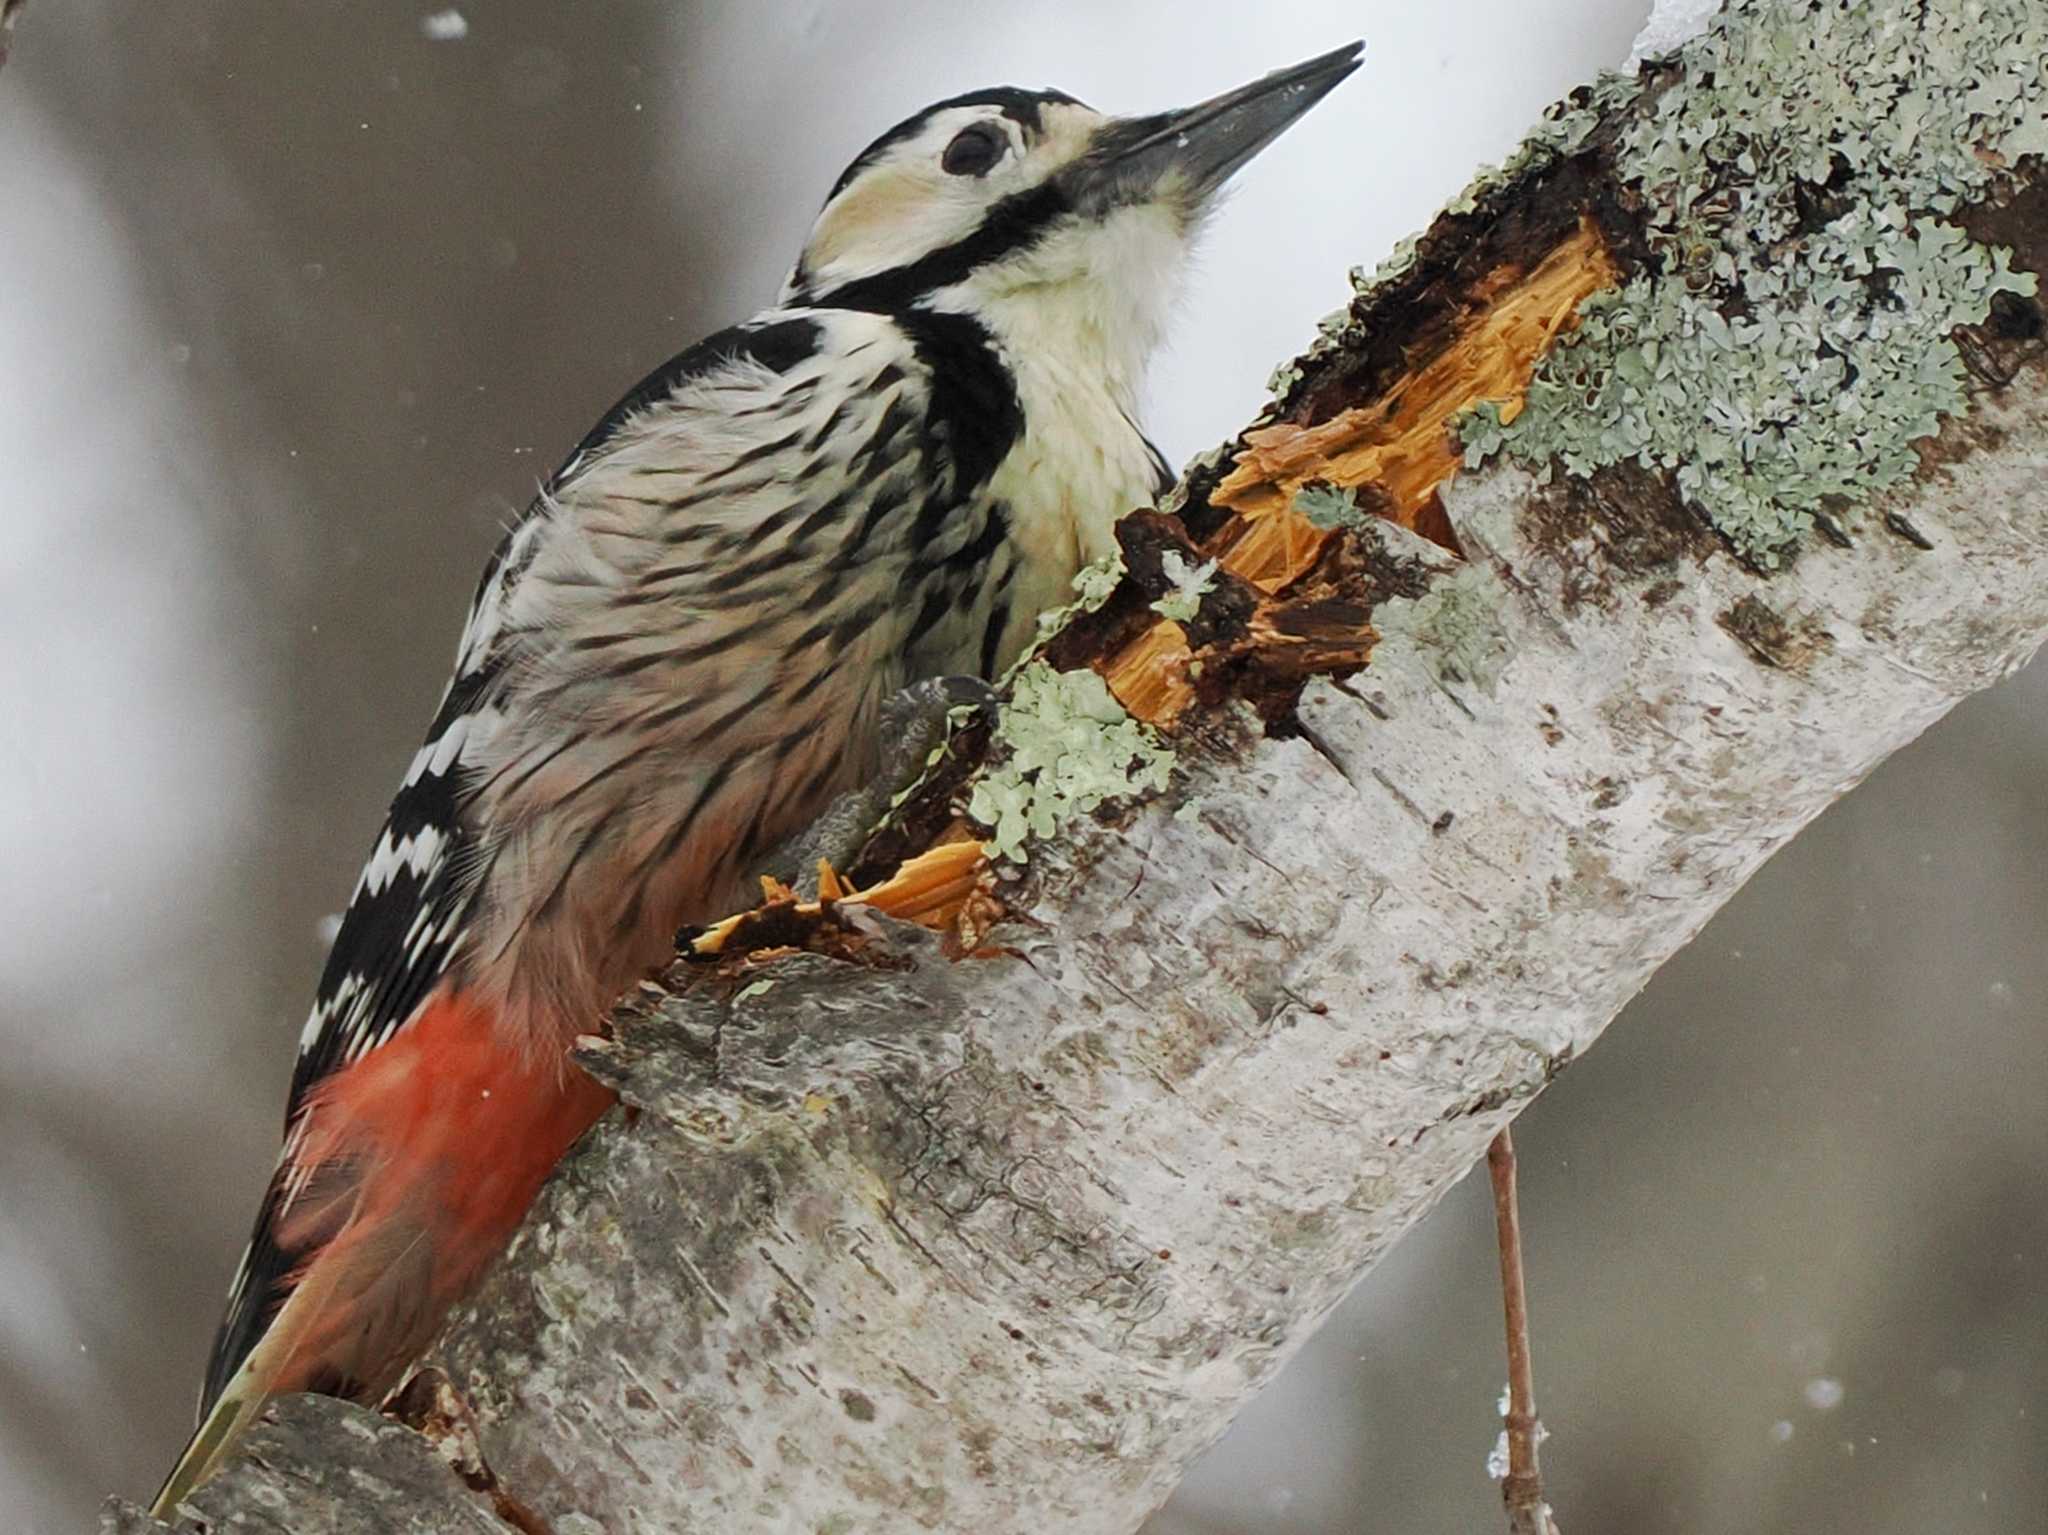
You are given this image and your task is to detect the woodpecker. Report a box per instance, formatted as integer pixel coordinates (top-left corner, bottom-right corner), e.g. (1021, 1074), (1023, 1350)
(152, 43), (1361, 1514)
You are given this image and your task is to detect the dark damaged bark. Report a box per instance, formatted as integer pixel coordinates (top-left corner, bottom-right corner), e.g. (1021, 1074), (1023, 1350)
(122, 4), (2048, 1532)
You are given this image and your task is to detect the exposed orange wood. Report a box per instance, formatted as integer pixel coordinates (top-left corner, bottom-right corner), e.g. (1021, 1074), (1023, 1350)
(1098, 618), (1191, 723)
(855, 836), (986, 925)
(1098, 216), (1618, 723)
(815, 860), (851, 902)
(1216, 219), (1614, 537)
(693, 837), (985, 955)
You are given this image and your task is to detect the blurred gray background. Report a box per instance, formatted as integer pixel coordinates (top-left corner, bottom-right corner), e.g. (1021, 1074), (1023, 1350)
(2, 3), (2043, 1532)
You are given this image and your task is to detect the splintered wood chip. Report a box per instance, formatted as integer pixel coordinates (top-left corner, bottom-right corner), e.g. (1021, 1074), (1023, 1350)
(816, 860), (854, 902)
(696, 839), (987, 956)
(851, 838), (986, 925)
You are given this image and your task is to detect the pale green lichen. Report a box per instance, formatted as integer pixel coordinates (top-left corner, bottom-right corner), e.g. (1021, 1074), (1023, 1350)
(1032, 549), (1127, 645)
(1150, 548), (1218, 622)
(1266, 303), (1359, 396)
(1158, 442), (1231, 520)
(966, 662), (1175, 862)
(1461, 399), (1512, 470)
(1374, 564), (1514, 695)
(1267, 356), (1308, 398)
(1069, 550), (1126, 609)
(1462, 0), (2046, 566)
(871, 555), (1132, 834)
(1348, 231), (1422, 300)
(1294, 482), (1368, 530)
(734, 978), (776, 1003)
(1455, 101), (1615, 221)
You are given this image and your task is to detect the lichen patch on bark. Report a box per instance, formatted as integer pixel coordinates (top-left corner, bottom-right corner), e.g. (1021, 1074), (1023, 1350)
(1466, 0), (2046, 565)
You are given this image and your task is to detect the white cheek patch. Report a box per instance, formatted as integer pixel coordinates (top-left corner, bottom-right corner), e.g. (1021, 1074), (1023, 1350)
(807, 165), (934, 275)
(806, 161), (1005, 286)
(800, 102), (1106, 290)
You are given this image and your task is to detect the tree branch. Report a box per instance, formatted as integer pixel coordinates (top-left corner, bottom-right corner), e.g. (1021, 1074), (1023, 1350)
(121, 2), (2048, 1530)
(1490, 1129), (1559, 1535)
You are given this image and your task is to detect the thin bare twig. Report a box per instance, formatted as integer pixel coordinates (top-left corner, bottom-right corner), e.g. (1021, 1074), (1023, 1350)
(1489, 1126), (1561, 1535)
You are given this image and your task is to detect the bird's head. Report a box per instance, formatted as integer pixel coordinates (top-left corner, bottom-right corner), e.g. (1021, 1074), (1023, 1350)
(785, 43), (1362, 391)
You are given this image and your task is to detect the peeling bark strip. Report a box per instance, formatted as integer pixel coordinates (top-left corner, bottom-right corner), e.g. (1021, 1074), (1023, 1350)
(130, 3), (2048, 1532)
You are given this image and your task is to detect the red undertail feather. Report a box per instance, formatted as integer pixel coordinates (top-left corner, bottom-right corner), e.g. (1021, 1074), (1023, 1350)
(267, 988), (615, 1399)
(152, 990), (614, 1517)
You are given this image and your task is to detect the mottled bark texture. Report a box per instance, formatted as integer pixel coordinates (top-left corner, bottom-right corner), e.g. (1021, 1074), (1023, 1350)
(101, 1396), (518, 1534)
(120, 3), (2048, 1531)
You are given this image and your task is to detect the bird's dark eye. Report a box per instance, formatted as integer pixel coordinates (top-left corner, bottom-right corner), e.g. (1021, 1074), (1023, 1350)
(941, 123), (1006, 178)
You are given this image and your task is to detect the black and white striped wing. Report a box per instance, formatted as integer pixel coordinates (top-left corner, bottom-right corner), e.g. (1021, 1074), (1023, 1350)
(201, 314), (836, 1412)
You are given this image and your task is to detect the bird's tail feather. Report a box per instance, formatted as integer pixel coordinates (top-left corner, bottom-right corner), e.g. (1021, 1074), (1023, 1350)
(148, 1248), (347, 1519)
(150, 989), (616, 1517)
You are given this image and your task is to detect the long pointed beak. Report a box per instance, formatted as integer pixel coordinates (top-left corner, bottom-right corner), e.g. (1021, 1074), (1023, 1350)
(1073, 42), (1364, 212)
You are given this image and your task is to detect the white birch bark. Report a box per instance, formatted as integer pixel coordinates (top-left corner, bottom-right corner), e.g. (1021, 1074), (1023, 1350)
(116, 1), (2048, 1530)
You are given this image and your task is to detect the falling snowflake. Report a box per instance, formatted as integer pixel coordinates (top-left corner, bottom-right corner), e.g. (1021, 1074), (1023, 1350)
(1804, 1377), (1845, 1411)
